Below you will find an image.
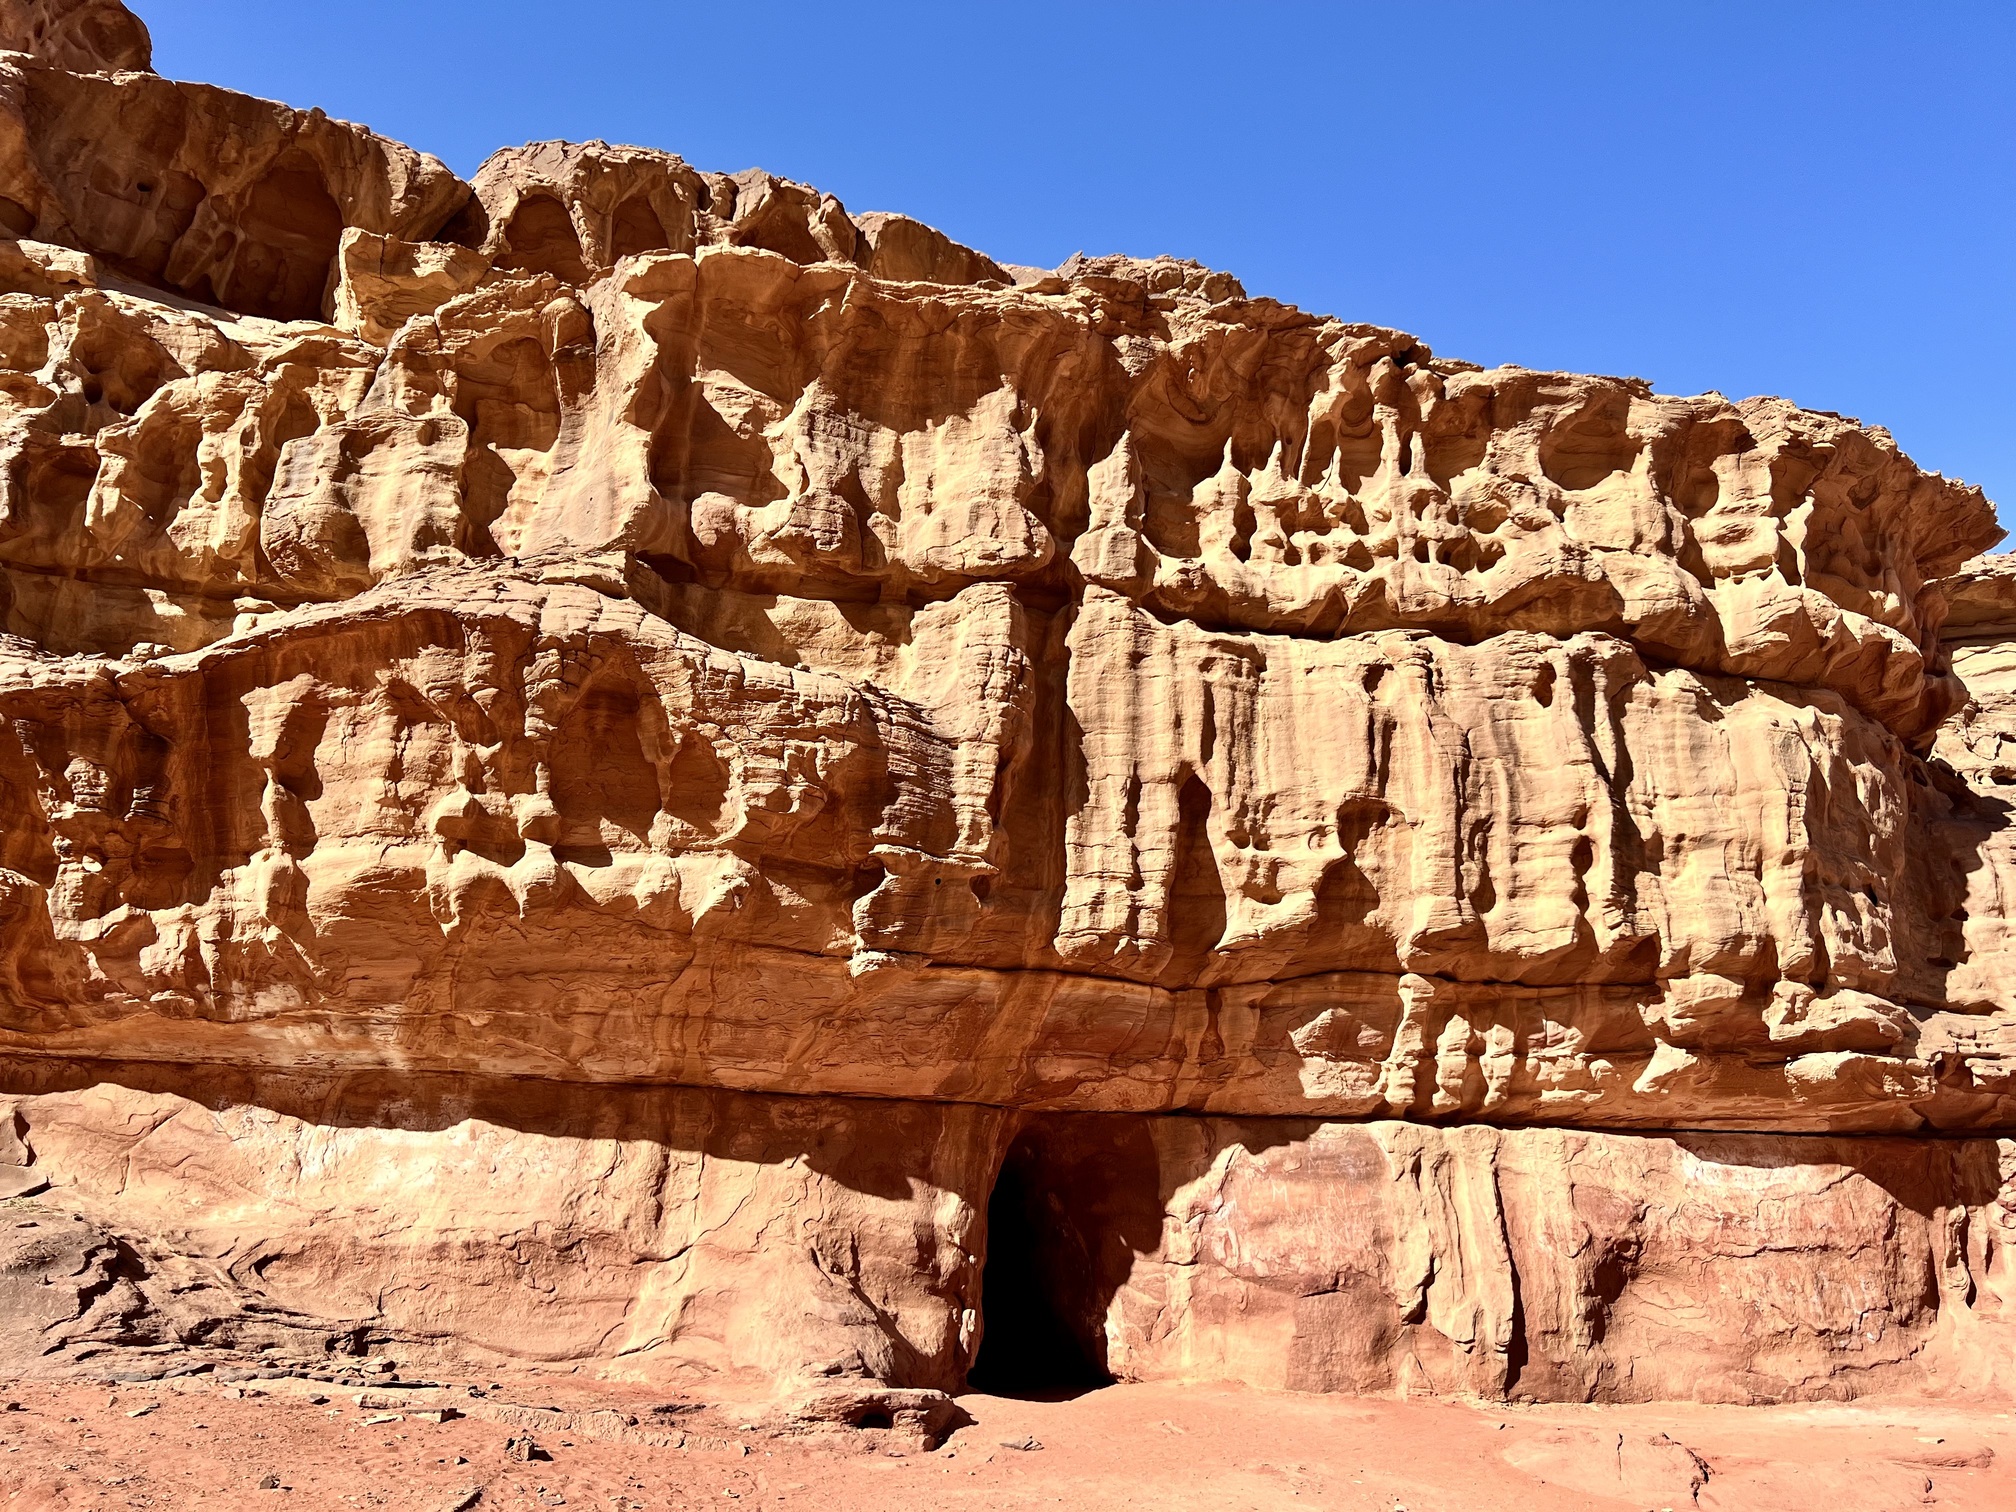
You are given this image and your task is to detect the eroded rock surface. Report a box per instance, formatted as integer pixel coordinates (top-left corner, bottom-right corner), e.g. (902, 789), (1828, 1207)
(2, 0), (2014, 1406)
(0, 0), (150, 73)
(5, 1067), (2014, 1404)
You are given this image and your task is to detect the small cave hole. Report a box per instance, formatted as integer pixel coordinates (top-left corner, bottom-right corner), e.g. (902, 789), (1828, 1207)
(499, 193), (591, 285)
(611, 195), (671, 261)
(969, 1141), (1113, 1399)
(853, 1409), (894, 1431)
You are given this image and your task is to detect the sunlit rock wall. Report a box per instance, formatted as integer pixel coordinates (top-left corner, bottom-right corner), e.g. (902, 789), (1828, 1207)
(3, 0), (2014, 1405)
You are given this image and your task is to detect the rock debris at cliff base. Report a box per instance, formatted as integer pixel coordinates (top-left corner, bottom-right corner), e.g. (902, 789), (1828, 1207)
(2, 0), (2016, 1406)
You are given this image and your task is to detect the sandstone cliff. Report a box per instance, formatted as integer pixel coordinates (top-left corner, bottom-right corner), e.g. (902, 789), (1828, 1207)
(3, 0), (2014, 1407)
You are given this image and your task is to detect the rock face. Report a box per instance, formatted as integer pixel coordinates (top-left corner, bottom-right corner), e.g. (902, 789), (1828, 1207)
(3, 0), (2015, 1404)
(0, 0), (148, 73)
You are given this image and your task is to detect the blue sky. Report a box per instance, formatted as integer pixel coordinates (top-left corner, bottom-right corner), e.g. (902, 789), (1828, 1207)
(146, 1), (2015, 533)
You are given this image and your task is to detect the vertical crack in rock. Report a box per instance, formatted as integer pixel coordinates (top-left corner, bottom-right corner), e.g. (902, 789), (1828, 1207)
(0, 0), (2014, 1404)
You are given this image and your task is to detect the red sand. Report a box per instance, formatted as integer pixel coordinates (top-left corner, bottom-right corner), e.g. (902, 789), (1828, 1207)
(1, 1370), (2008, 1512)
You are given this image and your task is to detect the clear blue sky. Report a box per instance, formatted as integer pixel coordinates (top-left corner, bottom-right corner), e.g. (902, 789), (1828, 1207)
(146, 0), (2014, 533)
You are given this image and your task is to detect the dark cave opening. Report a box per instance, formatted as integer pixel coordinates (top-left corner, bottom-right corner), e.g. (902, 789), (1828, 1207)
(967, 1137), (1115, 1398)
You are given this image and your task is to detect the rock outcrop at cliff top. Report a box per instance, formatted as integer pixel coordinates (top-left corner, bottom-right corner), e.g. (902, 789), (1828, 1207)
(5, 0), (2016, 1406)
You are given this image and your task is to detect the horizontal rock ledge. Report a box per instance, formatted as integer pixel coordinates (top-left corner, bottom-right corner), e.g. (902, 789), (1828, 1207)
(3, 948), (2011, 1133)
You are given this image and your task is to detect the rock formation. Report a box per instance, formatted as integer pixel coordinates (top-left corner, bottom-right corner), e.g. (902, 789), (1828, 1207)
(3, 0), (2015, 1408)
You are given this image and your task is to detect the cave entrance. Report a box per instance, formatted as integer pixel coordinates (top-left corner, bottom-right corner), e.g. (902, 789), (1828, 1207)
(967, 1130), (1118, 1399)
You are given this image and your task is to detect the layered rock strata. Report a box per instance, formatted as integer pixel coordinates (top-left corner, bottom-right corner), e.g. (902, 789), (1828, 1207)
(8, 1063), (2016, 1404)
(3, 0), (2014, 1405)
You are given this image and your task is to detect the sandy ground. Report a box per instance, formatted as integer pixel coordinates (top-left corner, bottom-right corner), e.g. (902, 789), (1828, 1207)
(0, 1366), (2008, 1512)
